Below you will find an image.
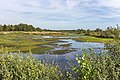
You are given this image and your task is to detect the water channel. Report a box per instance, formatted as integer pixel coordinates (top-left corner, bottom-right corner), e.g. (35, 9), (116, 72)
(32, 37), (104, 69)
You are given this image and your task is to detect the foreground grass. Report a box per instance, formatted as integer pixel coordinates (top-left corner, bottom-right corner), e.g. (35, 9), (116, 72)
(74, 36), (113, 43)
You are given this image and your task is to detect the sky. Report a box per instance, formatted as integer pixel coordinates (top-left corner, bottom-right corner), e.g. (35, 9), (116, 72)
(0, 0), (120, 30)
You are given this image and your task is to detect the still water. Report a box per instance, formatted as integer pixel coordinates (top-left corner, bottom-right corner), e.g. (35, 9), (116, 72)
(32, 39), (104, 69)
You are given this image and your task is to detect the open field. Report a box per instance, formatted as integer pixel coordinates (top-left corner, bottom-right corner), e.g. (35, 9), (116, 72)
(74, 36), (113, 43)
(0, 34), (60, 54)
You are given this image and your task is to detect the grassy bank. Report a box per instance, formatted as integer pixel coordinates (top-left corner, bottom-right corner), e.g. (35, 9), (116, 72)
(74, 36), (113, 43)
(0, 34), (59, 54)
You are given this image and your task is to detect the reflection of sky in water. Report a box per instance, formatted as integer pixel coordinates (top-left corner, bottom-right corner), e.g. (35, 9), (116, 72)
(57, 39), (104, 49)
(32, 39), (104, 69)
(42, 36), (81, 38)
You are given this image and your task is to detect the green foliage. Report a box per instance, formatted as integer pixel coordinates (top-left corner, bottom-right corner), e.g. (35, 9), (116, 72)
(0, 23), (42, 31)
(73, 49), (95, 80)
(0, 52), (62, 80)
(0, 27), (120, 80)
(73, 48), (120, 80)
(73, 26), (120, 79)
(105, 28), (120, 60)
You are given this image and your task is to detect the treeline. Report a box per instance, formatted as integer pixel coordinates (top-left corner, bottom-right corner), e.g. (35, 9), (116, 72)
(0, 23), (119, 38)
(54, 24), (120, 38)
(76, 27), (119, 38)
(0, 23), (42, 31)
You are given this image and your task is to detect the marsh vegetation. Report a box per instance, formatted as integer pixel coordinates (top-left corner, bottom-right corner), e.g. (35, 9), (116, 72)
(0, 24), (119, 80)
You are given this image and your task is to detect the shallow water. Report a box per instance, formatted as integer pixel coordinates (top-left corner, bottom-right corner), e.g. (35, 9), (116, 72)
(42, 35), (81, 38)
(32, 39), (104, 69)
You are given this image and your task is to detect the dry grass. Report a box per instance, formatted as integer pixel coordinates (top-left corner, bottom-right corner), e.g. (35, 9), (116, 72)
(23, 31), (64, 35)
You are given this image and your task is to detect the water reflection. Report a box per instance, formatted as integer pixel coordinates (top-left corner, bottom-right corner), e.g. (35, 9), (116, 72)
(32, 39), (104, 69)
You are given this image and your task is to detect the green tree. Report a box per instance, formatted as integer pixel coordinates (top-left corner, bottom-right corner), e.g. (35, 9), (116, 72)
(0, 25), (3, 31)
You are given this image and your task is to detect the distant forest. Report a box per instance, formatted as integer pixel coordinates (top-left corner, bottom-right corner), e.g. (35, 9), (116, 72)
(0, 23), (42, 31)
(53, 24), (120, 38)
(0, 23), (119, 38)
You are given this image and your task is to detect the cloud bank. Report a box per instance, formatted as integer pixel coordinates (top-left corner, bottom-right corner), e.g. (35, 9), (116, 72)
(0, 0), (120, 29)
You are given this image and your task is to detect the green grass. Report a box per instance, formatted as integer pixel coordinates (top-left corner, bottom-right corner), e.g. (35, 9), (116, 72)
(74, 36), (113, 43)
(59, 44), (71, 47)
(0, 32), (72, 54)
(52, 49), (76, 54)
(0, 34), (59, 53)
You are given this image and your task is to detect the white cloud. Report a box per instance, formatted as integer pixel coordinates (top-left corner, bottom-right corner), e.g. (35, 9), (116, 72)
(98, 0), (120, 8)
(93, 0), (120, 19)
(0, 0), (120, 29)
(48, 0), (67, 10)
(66, 0), (81, 10)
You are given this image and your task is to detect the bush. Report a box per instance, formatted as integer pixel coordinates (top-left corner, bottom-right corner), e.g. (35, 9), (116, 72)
(73, 48), (120, 80)
(0, 52), (62, 80)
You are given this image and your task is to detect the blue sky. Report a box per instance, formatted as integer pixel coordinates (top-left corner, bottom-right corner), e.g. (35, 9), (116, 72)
(0, 0), (120, 30)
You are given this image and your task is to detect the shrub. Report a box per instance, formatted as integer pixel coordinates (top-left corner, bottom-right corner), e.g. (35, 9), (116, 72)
(0, 52), (62, 80)
(73, 48), (120, 80)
